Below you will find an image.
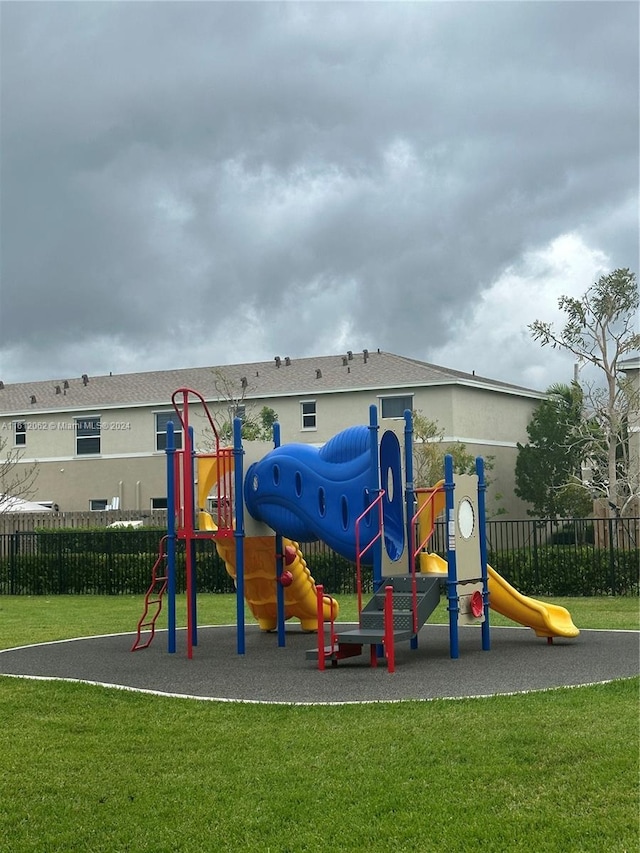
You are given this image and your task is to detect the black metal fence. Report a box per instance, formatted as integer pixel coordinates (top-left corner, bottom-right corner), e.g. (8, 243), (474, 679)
(0, 530), (366, 597)
(0, 518), (637, 597)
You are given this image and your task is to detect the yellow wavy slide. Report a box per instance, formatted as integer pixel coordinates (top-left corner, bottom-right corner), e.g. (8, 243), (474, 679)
(209, 521), (339, 632)
(420, 553), (579, 639)
(197, 456), (338, 632)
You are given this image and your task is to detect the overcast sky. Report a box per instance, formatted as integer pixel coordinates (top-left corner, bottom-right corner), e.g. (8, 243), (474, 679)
(1, 1), (638, 392)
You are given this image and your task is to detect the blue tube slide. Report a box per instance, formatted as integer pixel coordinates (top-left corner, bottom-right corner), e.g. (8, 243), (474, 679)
(244, 424), (405, 565)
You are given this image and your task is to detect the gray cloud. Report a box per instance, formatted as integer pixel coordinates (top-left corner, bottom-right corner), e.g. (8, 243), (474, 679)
(1, 1), (638, 388)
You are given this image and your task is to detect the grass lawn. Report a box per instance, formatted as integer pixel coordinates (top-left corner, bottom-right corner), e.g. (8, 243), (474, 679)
(0, 594), (638, 852)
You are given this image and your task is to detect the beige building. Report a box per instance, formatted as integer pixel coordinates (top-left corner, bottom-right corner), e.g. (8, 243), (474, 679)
(0, 350), (546, 518)
(619, 356), (640, 514)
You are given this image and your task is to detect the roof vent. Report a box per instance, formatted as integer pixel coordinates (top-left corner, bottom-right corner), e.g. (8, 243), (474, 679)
(342, 356), (348, 366)
(347, 350), (353, 360)
(241, 376), (248, 389)
(285, 356), (291, 366)
(63, 380), (69, 389)
(363, 349), (369, 363)
(315, 369), (322, 379)
(30, 394), (37, 404)
(274, 356), (281, 368)
(0, 381), (4, 390)
(82, 374), (89, 385)
(55, 385), (61, 394)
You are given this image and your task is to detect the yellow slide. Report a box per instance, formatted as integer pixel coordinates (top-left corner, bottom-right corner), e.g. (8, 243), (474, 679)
(420, 553), (579, 639)
(197, 456), (338, 631)
(210, 522), (339, 632)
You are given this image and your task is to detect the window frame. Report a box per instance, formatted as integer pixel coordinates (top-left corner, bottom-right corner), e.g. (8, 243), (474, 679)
(14, 421), (26, 447)
(75, 415), (101, 456)
(300, 399), (317, 431)
(155, 411), (183, 452)
(89, 498), (108, 511)
(379, 394), (414, 420)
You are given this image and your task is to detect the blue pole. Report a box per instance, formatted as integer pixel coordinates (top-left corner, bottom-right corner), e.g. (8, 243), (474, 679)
(476, 456), (491, 651)
(444, 454), (459, 659)
(272, 421), (286, 648)
(368, 404), (382, 590)
(404, 409), (419, 651)
(233, 417), (245, 655)
(189, 425), (198, 650)
(403, 409), (415, 575)
(368, 405), (385, 661)
(166, 421), (177, 654)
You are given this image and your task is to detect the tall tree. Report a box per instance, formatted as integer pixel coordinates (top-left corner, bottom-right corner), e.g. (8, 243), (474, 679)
(207, 368), (278, 444)
(529, 268), (640, 517)
(515, 383), (592, 518)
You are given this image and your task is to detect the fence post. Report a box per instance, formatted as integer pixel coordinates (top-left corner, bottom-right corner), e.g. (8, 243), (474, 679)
(532, 522), (539, 592)
(106, 530), (114, 595)
(10, 531), (18, 595)
(608, 517), (616, 595)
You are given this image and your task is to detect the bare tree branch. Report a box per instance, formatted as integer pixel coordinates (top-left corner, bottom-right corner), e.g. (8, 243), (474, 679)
(0, 437), (39, 514)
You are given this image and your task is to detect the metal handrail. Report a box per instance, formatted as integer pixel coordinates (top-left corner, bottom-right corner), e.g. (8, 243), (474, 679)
(409, 485), (445, 633)
(354, 489), (385, 622)
(170, 388), (234, 536)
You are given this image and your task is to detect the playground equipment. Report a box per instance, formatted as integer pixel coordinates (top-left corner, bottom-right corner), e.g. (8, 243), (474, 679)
(131, 388), (338, 657)
(132, 389), (579, 670)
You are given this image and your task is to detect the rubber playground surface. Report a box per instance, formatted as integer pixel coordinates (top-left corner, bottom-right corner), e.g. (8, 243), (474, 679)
(1, 622), (638, 704)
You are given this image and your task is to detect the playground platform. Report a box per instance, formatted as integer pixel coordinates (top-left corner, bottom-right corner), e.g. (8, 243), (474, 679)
(0, 624), (637, 705)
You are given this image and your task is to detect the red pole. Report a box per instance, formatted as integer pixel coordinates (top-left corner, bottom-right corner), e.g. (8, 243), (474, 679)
(384, 585), (395, 673)
(170, 387), (228, 659)
(317, 585), (325, 671)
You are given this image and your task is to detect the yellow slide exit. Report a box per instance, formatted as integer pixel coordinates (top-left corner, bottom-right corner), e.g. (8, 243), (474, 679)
(420, 552), (579, 639)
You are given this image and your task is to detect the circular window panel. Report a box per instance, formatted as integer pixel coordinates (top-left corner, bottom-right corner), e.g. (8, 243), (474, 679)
(457, 498), (475, 540)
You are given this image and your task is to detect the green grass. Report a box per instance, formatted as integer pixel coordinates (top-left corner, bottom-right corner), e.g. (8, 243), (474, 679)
(0, 595), (638, 852)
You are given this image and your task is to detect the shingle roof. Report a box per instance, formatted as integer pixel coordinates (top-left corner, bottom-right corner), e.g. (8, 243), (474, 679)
(0, 350), (542, 415)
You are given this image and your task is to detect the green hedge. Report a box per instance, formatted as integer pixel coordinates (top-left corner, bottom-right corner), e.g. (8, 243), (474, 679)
(0, 528), (637, 596)
(490, 546), (639, 597)
(0, 550), (237, 596)
(0, 530), (362, 596)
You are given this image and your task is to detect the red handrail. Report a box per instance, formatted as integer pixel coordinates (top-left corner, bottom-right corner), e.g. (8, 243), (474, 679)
(410, 486), (444, 557)
(170, 388), (234, 537)
(315, 584), (340, 670)
(408, 485), (445, 633)
(354, 490), (385, 622)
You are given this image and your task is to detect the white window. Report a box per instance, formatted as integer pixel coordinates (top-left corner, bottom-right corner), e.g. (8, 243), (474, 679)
(76, 416), (101, 455)
(229, 404), (246, 423)
(301, 400), (317, 430)
(14, 421), (26, 446)
(380, 395), (413, 419)
(89, 498), (108, 511)
(155, 412), (183, 451)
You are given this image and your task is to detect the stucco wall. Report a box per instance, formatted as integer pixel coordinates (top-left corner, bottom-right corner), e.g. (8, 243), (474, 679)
(2, 384), (539, 517)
